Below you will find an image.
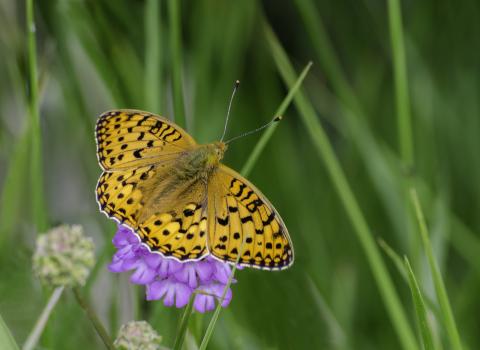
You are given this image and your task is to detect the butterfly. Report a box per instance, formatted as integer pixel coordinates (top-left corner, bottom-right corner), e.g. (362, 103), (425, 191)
(95, 109), (294, 270)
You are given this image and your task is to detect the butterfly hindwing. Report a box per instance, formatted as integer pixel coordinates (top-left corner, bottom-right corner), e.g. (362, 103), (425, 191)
(96, 110), (196, 170)
(208, 165), (294, 270)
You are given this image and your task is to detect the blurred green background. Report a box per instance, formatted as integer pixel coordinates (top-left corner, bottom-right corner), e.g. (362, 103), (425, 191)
(1, 0), (480, 349)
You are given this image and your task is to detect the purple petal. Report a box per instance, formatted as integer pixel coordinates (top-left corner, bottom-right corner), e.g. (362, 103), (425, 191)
(130, 261), (157, 284)
(193, 282), (233, 313)
(146, 278), (193, 308)
(157, 258), (184, 278)
(163, 287), (175, 306)
(174, 265), (198, 288)
(144, 253), (162, 269)
(174, 283), (192, 307)
(174, 260), (214, 288)
(146, 280), (169, 301)
(193, 293), (215, 313)
(212, 260), (234, 284)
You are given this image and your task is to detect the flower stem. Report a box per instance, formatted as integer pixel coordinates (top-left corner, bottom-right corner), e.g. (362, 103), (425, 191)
(172, 294), (195, 350)
(72, 287), (115, 350)
(198, 241), (245, 350)
(23, 286), (64, 350)
(26, 0), (48, 232)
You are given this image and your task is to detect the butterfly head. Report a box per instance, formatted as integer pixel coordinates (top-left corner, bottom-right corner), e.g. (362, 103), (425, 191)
(205, 141), (227, 167)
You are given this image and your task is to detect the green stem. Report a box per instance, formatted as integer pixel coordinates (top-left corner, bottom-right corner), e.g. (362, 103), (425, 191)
(404, 258), (435, 350)
(198, 240), (246, 350)
(172, 294), (195, 350)
(23, 286), (64, 350)
(26, 0), (47, 232)
(168, 0), (186, 128)
(265, 23), (419, 350)
(145, 0), (162, 113)
(387, 0), (414, 170)
(240, 61), (313, 177)
(0, 313), (20, 350)
(73, 287), (115, 350)
(410, 189), (463, 350)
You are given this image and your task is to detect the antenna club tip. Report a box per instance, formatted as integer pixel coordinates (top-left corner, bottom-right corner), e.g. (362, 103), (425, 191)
(235, 80), (240, 86)
(274, 116), (283, 122)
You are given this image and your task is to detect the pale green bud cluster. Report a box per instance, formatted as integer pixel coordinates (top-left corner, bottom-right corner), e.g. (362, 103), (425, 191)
(114, 321), (163, 350)
(33, 225), (95, 287)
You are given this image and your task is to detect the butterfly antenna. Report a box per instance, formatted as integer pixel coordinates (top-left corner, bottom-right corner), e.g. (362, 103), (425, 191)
(225, 116), (282, 144)
(220, 80), (240, 142)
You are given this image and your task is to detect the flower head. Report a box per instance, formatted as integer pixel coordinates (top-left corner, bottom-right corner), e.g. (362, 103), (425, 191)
(33, 224), (95, 287)
(109, 225), (237, 312)
(114, 320), (162, 350)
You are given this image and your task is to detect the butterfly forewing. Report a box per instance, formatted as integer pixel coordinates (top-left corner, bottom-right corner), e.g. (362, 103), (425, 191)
(208, 165), (294, 270)
(96, 110), (195, 170)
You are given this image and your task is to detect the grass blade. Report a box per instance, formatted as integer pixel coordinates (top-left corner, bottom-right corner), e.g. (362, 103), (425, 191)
(410, 189), (463, 350)
(168, 0), (186, 128)
(26, 0), (47, 232)
(265, 22), (419, 350)
(198, 258), (241, 350)
(404, 257), (435, 350)
(240, 61), (313, 177)
(172, 295), (195, 350)
(0, 132), (30, 244)
(0, 313), (20, 350)
(306, 275), (348, 350)
(387, 0), (414, 169)
(145, 0), (163, 113)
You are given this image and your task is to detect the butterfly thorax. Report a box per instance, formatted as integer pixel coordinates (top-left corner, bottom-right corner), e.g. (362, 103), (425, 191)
(174, 141), (227, 182)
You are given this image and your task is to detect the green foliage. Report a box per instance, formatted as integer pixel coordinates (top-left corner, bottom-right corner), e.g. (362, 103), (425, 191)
(0, 0), (478, 349)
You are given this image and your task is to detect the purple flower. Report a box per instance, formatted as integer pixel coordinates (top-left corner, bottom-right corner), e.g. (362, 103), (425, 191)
(108, 225), (238, 312)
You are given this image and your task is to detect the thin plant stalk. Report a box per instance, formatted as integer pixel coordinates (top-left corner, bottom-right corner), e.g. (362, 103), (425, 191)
(410, 189), (463, 350)
(404, 257), (435, 350)
(198, 240), (246, 350)
(145, 0), (162, 113)
(26, 0), (47, 232)
(241, 61), (313, 177)
(73, 287), (115, 350)
(265, 22), (419, 350)
(0, 313), (20, 350)
(387, 0), (414, 169)
(168, 0), (186, 128)
(22, 286), (64, 350)
(172, 294), (195, 350)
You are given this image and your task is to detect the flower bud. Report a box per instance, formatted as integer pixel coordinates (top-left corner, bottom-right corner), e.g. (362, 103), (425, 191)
(114, 321), (162, 350)
(33, 225), (95, 287)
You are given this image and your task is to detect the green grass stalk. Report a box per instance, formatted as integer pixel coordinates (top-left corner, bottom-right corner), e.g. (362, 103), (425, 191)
(293, 0), (361, 113)
(26, 0), (47, 232)
(265, 23), (419, 350)
(404, 257), (435, 350)
(145, 0), (162, 113)
(23, 286), (64, 350)
(172, 295), (195, 350)
(410, 189), (463, 350)
(168, 0), (186, 128)
(198, 254), (242, 350)
(241, 61), (312, 177)
(387, 0), (414, 169)
(0, 313), (19, 350)
(73, 287), (115, 350)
